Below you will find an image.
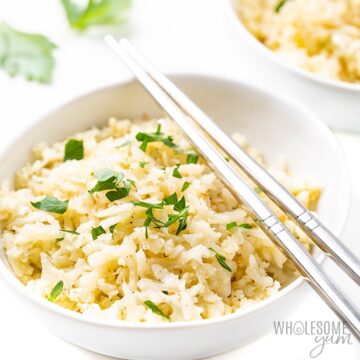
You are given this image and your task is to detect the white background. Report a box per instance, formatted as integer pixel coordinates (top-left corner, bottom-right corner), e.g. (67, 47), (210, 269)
(0, 0), (359, 359)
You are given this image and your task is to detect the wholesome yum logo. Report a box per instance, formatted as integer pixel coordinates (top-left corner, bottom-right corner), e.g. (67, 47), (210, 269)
(273, 320), (353, 358)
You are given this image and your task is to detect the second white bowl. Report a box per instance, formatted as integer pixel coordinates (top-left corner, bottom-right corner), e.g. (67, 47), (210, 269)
(224, 0), (360, 132)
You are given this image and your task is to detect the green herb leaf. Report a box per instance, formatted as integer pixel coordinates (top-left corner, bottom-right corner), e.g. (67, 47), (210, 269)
(48, 280), (64, 302)
(186, 152), (199, 164)
(226, 222), (252, 230)
(89, 168), (133, 201)
(144, 300), (170, 320)
(134, 196), (188, 237)
(0, 22), (56, 83)
(226, 222), (237, 230)
(274, 0), (289, 13)
(139, 161), (148, 168)
(61, 0), (132, 31)
(116, 139), (132, 148)
(91, 225), (106, 240)
(163, 193), (178, 205)
(64, 139), (84, 161)
(162, 290), (169, 295)
(164, 196), (188, 235)
(60, 229), (79, 235)
(105, 187), (129, 201)
(55, 237), (64, 243)
(109, 223), (118, 233)
(136, 124), (177, 152)
(172, 164), (182, 178)
(254, 187), (262, 194)
(31, 196), (68, 214)
(133, 201), (164, 209)
(181, 181), (190, 192)
(209, 247), (231, 272)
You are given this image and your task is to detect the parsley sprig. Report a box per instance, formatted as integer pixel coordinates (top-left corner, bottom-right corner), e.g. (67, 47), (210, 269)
(31, 196), (68, 214)
(274, 0), (290, 13)
(133, 193), (188, 238)
(226, 222), (252, 230)
(64, 139), (84, 161)
(144, 300), (170, 320)
(48, 280), (64, 302)
(61, 0), (132, 31)
(209, 247), (232, 272)
(0, 22), (56, 83)
(135, 124), (178, 152)
(89, 168), (134, 201)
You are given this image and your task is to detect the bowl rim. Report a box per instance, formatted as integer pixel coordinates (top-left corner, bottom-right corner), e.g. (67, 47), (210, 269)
(0, 73), (351, 330)
(224, 0), (360, 93)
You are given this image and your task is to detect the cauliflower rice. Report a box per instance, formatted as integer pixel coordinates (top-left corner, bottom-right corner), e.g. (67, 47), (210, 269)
(0, 117), (320, 322)
(235, 0), (360, 83)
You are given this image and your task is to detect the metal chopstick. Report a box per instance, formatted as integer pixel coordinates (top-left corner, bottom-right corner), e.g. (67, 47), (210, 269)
(114, 38), (360, 286)
(104, 35), (360, 339)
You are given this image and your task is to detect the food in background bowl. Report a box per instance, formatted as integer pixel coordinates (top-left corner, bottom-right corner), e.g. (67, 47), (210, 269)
(234, 0), (360, 83)
(0, 116), (320, 322)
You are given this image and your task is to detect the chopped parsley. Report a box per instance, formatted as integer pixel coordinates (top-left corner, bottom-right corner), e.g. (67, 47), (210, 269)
(89, 168), (133, 201)
(186, 152), (199, 164)
(0, 22), (56, 83)
(31, 196), (68, 214)
(60, 229), (79, 235)
(163, 192), (178, 205)
(175, 149), (200, 164)
(60, 0), (132, 31)
(48, 280), (64, 302)
(91, 225), (106, 240)
(64, 139), (84, 161)
(162, 290), (169, 295)
(144, 300), (170, 320)
(226, 222), (252, 230)
(181, 181), (190, 192)
(163, 196), (188, 235)
(274, 0), (289, 13)
(139, 161), (148, 168)
(133, 194), (188, 238)
(109, 223), (118, 233)
(135, 124), (177, 152)
(254, 187), (262, 194)
(209, 247), (231, 272)
(172, 164), (182, 178)
(55, 237), (64, 243)
(116, 139), (132, 148)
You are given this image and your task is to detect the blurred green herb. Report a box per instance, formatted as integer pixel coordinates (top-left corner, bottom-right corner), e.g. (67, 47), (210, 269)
(226, 222), (252, 230)
(144, 300), (170, 320)
(60, 228), (80, 235)
(64, 139), (84, 161)
(181, 181), (190, 192)
(136, 124), (177, 152)
(91, 225), (106, 240)
(31, 196), (68, 214)
(172, 163), (182, 178)
(133, 193), (188, 238)
(89, 167), (134, 201)
(0, 22), (56, 83)
(209, 247), (231, 272)
(48, 280), (64, 302)
(274, 0), (289, 13)
(61, 0), (132, 31)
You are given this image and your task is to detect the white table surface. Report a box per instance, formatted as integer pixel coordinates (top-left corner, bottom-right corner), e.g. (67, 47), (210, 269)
(0, 0), (359, 359)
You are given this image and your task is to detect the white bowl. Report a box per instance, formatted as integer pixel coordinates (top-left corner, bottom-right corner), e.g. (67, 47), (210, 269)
(224, 0), (360, 132)
(0, 74), (350, 360)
